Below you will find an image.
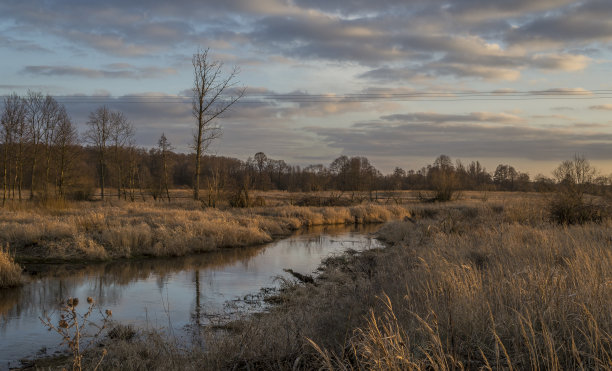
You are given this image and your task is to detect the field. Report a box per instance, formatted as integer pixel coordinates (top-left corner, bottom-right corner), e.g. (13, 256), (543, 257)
(16, 190), (609, 370)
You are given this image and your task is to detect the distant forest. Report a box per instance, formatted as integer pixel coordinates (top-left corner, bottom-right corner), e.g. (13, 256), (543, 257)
(2, 92), (610, 202)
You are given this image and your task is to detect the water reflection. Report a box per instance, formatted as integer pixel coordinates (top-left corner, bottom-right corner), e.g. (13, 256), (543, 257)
(0, 224), (382, 368)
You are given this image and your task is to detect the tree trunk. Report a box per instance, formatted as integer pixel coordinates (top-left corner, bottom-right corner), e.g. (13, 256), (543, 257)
(44, 146), (52, 196)
(30, 148), (37, 199)
(2, 145), (7, 205)
(193, 121), (202, 200)
(14, 141), (23, 201)
(99, 153), (105, 200)
(163, 156), (170, 202)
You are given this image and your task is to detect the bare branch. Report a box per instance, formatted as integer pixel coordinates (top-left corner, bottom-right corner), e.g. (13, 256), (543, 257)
(191, 47), (244, 200)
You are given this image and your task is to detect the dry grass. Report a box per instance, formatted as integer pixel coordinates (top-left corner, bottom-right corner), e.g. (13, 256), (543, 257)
(0, 198), (409, 262)
(25, 193), (612, 370)
(195, 196), (609, 370)
(350, 211), (612, 370)
(0, 246), (23, 288)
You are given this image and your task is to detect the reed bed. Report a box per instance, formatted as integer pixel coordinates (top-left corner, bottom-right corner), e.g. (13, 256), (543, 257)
(0, 200), (409, 263)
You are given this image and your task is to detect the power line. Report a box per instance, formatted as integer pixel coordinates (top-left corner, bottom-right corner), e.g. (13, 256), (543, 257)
(2, 89), (612, 104)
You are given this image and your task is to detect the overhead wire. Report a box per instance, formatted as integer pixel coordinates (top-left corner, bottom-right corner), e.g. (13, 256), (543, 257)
(2, 89), (612, 104)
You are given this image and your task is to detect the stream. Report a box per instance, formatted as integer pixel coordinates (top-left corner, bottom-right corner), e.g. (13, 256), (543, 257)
(0, 224), (383, 369)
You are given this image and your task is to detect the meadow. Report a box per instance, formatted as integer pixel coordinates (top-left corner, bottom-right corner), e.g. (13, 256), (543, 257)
(21, 191), (611, 370)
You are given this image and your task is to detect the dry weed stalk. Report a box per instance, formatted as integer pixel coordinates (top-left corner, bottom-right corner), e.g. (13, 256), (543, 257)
(40, 297), (112, 371)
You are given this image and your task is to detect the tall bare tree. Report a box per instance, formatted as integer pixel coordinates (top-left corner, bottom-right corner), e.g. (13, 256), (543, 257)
(157, 133), (173, 201)
(41, 95), (63, 195)
(191, 47), (244, 200)
(553, 154), (597, 197)
(12, 97), (28, 201)
(109, 111), (134, 199)
(52, 110), (78, 197)
(83, 106), (113, 200)
(1, 94), (26, 204)
(25, 91), (45, 199)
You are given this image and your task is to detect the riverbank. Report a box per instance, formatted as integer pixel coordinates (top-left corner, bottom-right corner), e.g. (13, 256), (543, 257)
(0, 199), (409, 284)
(36, 196), (611, 370)
(1, 225), (382, 368)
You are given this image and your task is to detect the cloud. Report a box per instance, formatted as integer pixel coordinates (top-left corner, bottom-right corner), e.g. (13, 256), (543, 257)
(0, 0), (292, 57)
(0, 35), (51, 53)
(360, 52), (590, 82)
(358, 67), (421, 82)
(571, 122), (610, 128)
(505, 1), (612, 50)
(426, 62), (522, 81)
(381, 111), (526, 124)
(590, 104), (612, 111)
(531, 114), (574, 120)
(1, 0), (607, 82)
(551, 106), (575, 111)
(530, 88), (592, 95)
(307, 120), (612, 161)
(22, 65), (177, 79)
(531, 53), (590, 71)
(447, 0), (577, 21)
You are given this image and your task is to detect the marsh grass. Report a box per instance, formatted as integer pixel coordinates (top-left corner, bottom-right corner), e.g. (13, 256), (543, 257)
(0, 199), (410, 262)
(25, 193), (612, 370)
(195, 198), (610, 370)
(0, 245), (22, 288)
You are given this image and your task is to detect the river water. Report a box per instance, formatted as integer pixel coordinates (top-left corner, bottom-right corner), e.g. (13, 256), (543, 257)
(0, 224), (382, 369)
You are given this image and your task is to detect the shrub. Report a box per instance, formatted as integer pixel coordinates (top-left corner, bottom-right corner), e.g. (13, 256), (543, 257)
(549, 193), (608, 224)
(68, 187), (95, 201)
(549, 156), (610, 225)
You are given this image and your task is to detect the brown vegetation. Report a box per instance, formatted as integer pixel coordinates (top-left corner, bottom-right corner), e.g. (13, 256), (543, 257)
(36, 194), (611, 370)
(0, 246), (22, 288)
(0, 199), (409, 263)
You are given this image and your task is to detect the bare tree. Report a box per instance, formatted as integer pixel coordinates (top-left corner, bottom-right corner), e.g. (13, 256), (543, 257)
(1, 94), (26, 204)
(25, 91), (45, 199)
(12, 97), (28, 201)
(83, 106), (113, 200)
(553, 154), (597, 197)
(254, 151), (268, 190)
(191, 47), (244, 200)
(109, 111), (134, 199)
(52, 110), (78, 197)
(157, 133), (173, 201)
(41, 95), (63, 196)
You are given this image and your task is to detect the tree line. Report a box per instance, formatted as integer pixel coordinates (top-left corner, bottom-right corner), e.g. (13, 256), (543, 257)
(1, 90), (609, 206)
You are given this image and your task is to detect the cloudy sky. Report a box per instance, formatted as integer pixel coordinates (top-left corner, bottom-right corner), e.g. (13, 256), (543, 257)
(1, 0), (612, 175)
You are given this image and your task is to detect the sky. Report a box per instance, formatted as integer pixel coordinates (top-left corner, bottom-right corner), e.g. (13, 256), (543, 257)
(1, 0), (611, 176)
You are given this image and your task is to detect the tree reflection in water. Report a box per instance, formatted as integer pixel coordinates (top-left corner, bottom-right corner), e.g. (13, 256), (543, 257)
(0, 224), (382, 366)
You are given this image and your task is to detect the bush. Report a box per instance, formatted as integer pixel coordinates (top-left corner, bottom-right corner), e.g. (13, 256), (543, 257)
(549, 193), (609, 224)
(549, 156), (610, 225)
(68, 186), (95, 201)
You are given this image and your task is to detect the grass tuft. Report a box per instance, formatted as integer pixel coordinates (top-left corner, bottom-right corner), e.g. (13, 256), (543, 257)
(0, 245), (23, 288)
